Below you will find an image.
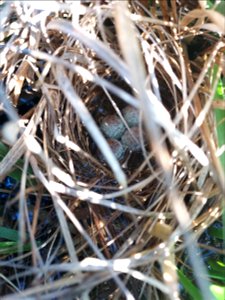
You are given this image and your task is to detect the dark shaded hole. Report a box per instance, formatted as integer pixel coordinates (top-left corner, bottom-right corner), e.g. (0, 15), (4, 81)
(17, 82), (42, 116)
(187, 33), (218, 60)
(0, 111), (9, 128)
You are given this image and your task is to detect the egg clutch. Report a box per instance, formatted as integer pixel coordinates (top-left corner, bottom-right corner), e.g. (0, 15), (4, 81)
(99, 105), (144, 161)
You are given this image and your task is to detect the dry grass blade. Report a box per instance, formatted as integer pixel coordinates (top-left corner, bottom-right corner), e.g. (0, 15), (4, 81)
(54, 65), (127, 188)
(29, 155), (78, 264)
(113, 1), (173, 182)
(49, 181), (167, 218)
(114, 2), (209, 169)
(47, 18), (130, 83)
(199, 2), (225, 34)
(0, 98), (45, 179)
(182, 41), (225, 193)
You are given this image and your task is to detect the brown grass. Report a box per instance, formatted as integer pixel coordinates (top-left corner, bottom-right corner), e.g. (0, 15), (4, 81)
(0, 1), (224, 299)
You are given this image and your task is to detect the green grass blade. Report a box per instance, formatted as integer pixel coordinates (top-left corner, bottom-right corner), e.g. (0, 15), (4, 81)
(0, 226), (19, 241)
(207, 259), (225, 272)
(207, 226), (224, 240)
(210, 285), (225, 300)
(211, 68), (225, 173)
(177, 268), (203, 300)
(0, 141), (35, 182)
(0, 241), (33, 255)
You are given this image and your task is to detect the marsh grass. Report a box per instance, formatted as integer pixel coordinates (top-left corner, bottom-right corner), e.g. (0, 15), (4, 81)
(0, 1), (224, 299)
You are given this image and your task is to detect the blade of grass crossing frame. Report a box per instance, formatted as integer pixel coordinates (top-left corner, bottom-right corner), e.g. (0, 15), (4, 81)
(177, 268), (203, 300)
(0, 141), (35, 182)
(214, 80), (225, 172)
(0, 226), (19, 241)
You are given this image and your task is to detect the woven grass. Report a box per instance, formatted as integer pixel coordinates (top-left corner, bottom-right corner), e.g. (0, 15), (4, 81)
(0, 1), (224, 299)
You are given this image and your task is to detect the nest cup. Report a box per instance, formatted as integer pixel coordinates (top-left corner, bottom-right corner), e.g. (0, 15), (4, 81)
(40, 14), (223, 296)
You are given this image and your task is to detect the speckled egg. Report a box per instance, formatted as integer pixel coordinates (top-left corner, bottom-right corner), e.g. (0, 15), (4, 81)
(100, 115), (125, 139)
(121, 126), (142, 151)
(122, 106), (139, 127)
(98, 139), (125, 161)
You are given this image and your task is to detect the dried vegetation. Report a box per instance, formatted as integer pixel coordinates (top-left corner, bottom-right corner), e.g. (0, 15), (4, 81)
(0, 1), (224, 299)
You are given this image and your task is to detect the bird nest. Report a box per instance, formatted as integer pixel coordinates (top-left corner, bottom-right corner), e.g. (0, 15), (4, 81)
(0, 1), (224, 299)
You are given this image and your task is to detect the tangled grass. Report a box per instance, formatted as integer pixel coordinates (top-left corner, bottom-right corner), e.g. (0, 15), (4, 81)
(0, 1), (224, 299)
